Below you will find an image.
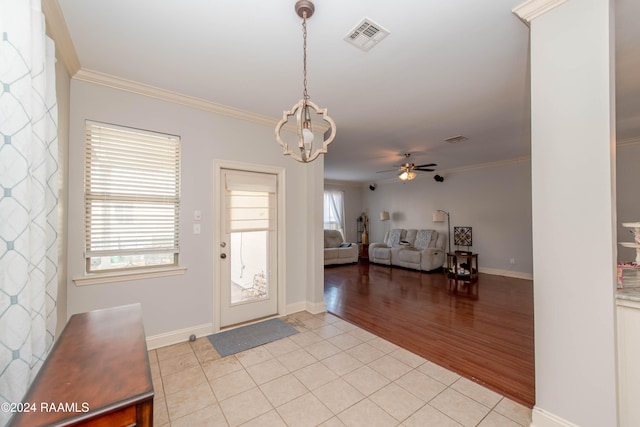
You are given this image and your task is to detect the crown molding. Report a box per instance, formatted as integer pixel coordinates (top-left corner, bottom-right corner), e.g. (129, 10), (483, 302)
(42, 0), (81, 76)
(512, 0), (568, 26)
(324, 179), (366, 188)
(73, 68), (333, 133)
(439, 156), (531, 178)
(74, 68), (284, 128)
(40, 0), (320, 131)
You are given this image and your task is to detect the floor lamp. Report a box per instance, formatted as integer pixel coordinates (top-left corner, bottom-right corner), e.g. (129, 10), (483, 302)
(432, 210), (451, 253)
(380, 211), (390, 239)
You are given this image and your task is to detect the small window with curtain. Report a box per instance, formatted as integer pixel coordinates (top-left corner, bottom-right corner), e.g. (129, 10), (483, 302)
(323, 189), (345, 238)
(84, 121), (181, 273)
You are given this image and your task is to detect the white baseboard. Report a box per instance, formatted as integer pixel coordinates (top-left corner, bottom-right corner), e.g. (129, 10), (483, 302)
(306, 301), (327, 314)
(531, 407), (580, 427)
(480, 267), (533, 280)
(285, 301), (308, 315)
(286, 300), (326, 315)
(146, 323), (213, 350)
(147, 302), (326, 350)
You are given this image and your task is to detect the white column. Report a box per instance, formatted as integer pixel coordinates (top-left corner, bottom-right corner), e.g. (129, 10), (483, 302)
(514, 0), (618, 426)
(308, 156), (327, 313)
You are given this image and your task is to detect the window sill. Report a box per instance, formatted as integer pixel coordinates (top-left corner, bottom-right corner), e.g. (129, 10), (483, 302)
(73, 266), (187, 286)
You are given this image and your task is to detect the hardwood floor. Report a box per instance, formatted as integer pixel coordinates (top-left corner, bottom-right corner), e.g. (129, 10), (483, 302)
(324, 261), (535, 408)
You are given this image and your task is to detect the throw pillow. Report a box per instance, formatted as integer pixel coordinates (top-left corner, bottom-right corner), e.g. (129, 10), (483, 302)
(388, 229), (403, 247)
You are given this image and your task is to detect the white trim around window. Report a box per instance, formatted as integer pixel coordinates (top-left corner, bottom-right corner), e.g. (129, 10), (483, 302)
(83, 121), (182, 276)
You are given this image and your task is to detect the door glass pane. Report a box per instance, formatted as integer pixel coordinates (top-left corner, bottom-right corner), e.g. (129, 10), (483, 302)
(230, 230), (269, 304)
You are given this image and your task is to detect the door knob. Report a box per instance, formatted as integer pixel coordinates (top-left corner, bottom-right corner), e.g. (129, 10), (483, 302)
(220, 253), (227, 259)
(220, 242), (226, 248)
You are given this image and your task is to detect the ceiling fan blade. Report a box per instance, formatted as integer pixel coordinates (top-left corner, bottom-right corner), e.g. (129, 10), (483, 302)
(376, 169), (398, 173)
(415, 163), (437, 168)
(415, 168), (435, 172)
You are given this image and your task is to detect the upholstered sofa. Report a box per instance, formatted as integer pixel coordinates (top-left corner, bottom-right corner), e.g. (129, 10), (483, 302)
(369, 229), (446, 271)
(324, 229), (359, 265)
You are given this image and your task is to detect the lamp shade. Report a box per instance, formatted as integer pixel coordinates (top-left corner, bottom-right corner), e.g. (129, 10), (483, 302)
(398, 170), (416, 181)
(380, 211), (390, 221)
(432, 211), (446, 222)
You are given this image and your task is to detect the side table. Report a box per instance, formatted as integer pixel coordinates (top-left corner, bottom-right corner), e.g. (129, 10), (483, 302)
(446, 251), (479, 283)
(360, 243), (370, 260)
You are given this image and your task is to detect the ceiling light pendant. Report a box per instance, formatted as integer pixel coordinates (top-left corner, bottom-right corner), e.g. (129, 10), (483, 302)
(275, 0), (336, 163)
(398, 170), (416, 181)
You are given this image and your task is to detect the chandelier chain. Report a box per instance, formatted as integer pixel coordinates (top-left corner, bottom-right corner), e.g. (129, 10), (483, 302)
(302, 12), (309, 102)
(274, 0), (336, 163)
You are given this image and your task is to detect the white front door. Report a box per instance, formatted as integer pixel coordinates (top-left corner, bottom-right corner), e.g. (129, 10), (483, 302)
(218, 168), (278, 327)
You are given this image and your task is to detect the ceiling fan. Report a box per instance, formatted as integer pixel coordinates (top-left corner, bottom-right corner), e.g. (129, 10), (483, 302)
(377, 153), (437, 181)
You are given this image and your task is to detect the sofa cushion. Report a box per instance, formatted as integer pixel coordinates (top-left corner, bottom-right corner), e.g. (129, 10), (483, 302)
(371, 246), (391, 260)
(338, 245), (358, 259)
(398, 248), (421, 264)
(414, 230), (434, 249)
(324, 248), (340, 260)
(324, 230), (343, 248)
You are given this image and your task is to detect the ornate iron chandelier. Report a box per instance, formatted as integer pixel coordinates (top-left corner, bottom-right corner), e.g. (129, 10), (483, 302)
(275, 0), (336, 163)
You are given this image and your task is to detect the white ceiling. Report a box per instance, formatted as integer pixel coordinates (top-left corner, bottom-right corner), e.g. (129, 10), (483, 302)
(56, 0), (640, 183)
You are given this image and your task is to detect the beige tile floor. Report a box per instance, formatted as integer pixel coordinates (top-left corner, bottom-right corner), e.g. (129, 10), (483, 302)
(150, 311), (532, 427)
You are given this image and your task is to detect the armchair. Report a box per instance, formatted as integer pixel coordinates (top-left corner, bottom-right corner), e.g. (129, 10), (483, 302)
(324, 230), (358, 265)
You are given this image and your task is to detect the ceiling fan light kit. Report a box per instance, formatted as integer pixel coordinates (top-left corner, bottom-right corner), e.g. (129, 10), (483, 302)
(377, 153), (437, 182)
(275, 0), (336, 163)
(398, 170), (417, 182)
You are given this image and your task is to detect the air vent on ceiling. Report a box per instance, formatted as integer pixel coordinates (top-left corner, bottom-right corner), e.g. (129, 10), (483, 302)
(344, 18), (390, 52)
(444, 135), (469, 144)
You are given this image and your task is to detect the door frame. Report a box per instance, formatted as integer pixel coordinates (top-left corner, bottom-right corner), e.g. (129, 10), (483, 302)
(212, 159), (286, 332)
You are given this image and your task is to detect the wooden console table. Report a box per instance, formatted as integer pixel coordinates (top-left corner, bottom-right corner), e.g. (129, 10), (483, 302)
(9, 304), (154, 427)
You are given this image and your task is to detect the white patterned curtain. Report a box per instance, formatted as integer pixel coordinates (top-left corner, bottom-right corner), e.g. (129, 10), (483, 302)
(323, 190), (345, 239)
(0, 0), (58, 422)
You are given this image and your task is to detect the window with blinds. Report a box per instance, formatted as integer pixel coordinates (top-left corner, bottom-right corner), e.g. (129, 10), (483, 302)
(84, 121), (181, 273)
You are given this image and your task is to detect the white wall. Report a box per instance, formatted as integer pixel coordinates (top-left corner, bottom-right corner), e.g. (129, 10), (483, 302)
(360, 160), (533, 278)
(66, 80), (324, 341)
(529, 0), (618, 425)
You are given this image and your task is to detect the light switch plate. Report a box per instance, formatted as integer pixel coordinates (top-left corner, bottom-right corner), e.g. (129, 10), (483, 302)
(194, 210), (202, 221)
(193, 224), (201, 234)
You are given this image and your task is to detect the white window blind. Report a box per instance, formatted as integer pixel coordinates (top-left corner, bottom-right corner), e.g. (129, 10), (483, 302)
(224, 170), (276, 233)
(84, 121), (181, 272)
